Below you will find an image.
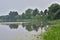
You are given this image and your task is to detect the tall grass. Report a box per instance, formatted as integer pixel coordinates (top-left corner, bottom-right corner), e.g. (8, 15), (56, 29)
(42, 19), (60, 40)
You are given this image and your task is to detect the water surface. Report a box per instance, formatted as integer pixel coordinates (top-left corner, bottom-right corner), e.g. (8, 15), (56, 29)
(0, 23), (48, 40)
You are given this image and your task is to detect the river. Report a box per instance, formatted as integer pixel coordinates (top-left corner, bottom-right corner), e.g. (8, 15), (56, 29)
(0, 23), (49, 40)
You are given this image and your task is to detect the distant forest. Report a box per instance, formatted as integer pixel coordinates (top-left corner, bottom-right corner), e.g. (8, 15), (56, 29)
(0, 3), (60, 22)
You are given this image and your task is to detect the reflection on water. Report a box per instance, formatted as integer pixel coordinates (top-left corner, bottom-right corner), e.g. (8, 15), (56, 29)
(9, 24), (18, 29)
(22, 23), (48, 32)
(22, 23), (40, 31)
(0, 23), (49, 40)
(9, 23), (49, 32)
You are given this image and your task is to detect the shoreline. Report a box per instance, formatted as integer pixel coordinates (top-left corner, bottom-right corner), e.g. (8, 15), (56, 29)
(0, 22), (29, 25)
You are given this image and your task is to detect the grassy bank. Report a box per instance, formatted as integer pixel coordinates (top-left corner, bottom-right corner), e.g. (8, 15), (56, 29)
(42, 19), (60, 40)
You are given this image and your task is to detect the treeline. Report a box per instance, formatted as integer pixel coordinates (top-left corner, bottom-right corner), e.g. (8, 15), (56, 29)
(0, 3), (60, 22)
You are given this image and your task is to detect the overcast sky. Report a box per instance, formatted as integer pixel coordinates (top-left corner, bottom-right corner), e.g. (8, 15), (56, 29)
(0, 0), (60, 16)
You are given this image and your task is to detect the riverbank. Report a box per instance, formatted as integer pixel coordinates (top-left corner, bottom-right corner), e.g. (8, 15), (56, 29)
(42, 19), (60, 40)
(0, 19), (48, 25)
(0, 22), (29, 25)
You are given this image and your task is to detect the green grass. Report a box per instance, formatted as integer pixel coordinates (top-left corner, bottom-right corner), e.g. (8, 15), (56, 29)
(42, 19), (60, 40)
(48, 19), (60, 24)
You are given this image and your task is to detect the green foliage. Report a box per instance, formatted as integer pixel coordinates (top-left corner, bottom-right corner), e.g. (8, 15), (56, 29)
(0, 3), (60, 22)
(40, 11), (44, 15)
(42, 20), (60, 40)
(32, 8), (39, 16)
(54, 9), (60, 19)
(21, 13), (25, 19)
(24, 8), (33, 19)
(44, 9), (48, 15)
(9, 11), (18, 16)
(9, 11), (18, 22)
(42, 24), (60, 40)
(48, 3), (60, 19)
(48, 3), (60, 13)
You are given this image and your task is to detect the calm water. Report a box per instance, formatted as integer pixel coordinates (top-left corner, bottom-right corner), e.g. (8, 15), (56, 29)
(0, 23), (48, 40)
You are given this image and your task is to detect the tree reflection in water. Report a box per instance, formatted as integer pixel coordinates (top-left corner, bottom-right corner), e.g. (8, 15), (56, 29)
(9, 24), (18, 29)
(32, 24), (40, 31)
(9, 23), (48, 32)
(22, 23), (43, 32)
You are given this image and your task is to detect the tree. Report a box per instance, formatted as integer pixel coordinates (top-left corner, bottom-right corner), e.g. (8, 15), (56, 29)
(9, 11), (18, 16)
(48, 3), (60, 19)
(44, 9), (48, 15)
(48, 3), (60, 13)
(54, 9), (60, 19)
(32, 8), (39, 16)
(40, 10), (44, 16)
(9, 11), (18, 22)
(25, 8), (33, 19)
(22, 13), (25, 19)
